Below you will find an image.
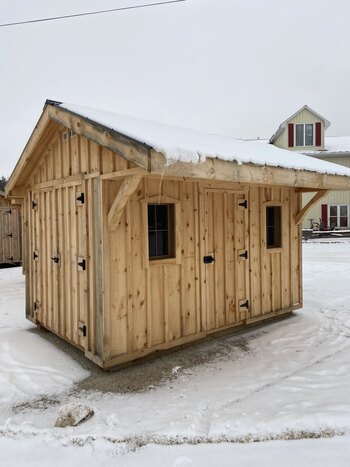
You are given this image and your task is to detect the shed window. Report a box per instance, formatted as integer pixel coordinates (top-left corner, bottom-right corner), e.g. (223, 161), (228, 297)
(148, 204), (175, 259)
(266, 206), (282, 249)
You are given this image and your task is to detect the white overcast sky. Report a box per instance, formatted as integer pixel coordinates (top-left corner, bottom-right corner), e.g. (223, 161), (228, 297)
(1, 0), (350, 177)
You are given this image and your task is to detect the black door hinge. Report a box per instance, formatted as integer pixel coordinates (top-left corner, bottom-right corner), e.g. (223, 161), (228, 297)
(32, 200), (38, 210)
(33, 251), (39, 260)
(78, 323), (87, 337)
(77, 258), (86, 271)
(239, 300), (249, 309)
(76, 193), (85, 205)
(6, 233), (13, 238)
(5, 209), (11, 214)
(238, 200), (248, 209)
(239, 250), (248, 259)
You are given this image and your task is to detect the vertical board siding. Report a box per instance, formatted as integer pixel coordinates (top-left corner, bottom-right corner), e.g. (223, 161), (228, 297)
(248, 186), (262, 317)
(106, 179), (301, 362)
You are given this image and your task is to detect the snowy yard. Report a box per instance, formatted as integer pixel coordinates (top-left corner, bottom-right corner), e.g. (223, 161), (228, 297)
(1, 239), (350, 466)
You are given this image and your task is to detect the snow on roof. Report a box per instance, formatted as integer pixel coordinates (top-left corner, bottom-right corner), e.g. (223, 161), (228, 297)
(59, 103), (350, 177)
(301, 136), (350, 155)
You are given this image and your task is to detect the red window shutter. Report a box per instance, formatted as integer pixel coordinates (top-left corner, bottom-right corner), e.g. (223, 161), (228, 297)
(321, 204), (328, 228)
(315, 122), (321, 146)
(288, 123), (294, 147)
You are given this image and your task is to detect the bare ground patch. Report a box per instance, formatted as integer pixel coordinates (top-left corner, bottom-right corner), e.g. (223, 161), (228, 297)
(27, 325), (253, 396)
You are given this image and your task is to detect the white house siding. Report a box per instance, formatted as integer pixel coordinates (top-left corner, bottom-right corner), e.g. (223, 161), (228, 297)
(302, 191), (350, 229)
(301, 153), (350, 229)
(313, 155), (350, 167)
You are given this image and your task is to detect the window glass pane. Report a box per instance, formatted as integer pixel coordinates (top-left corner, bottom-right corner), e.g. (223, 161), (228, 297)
(296, 124), (304, 146)
(156, 205), (168, 230)
(340, 206), (348, 216)
(305, 124), (313, 146)
(330, 206), (337, 216)
(148, 205), (156, 230)
(266, 206), (281, 248)
(266, 207), (274, 227)
(329, 217), (337, 228)
(267, 227), (274, 246)
(340, 217), (348, 227)
(148, 231), (157, 257)
(148, 204), (174, 259)
(156, 231), (169, 256)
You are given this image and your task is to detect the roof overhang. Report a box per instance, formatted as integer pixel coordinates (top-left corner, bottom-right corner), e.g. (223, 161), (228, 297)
(6, 103), (350, 197)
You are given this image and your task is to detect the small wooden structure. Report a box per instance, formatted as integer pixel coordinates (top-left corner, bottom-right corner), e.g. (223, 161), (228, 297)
(6, 101), (350, 368)
(0, 191), (21, 264)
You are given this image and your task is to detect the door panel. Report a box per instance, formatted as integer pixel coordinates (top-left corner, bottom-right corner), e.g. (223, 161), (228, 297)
(0, 207), (21, 263)
(203, 189), (249, 331)
(29, 184), (88, 349)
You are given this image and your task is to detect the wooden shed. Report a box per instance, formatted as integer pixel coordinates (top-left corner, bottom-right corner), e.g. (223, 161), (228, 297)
(6, 101), (350, 368)
(0, 190), (21, 265)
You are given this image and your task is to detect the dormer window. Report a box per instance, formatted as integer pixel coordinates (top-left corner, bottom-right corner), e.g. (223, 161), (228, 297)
(295, 123), (314, 147)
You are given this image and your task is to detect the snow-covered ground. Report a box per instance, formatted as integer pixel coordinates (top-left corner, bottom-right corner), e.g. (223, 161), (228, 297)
(1, 239), (350, 466)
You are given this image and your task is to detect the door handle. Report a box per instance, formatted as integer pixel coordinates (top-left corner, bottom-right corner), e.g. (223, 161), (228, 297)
(203, 255), (215, 264)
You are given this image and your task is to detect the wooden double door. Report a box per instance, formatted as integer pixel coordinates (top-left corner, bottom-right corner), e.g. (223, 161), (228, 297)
(28, 184), (88, 348)
(202, 188), (250, 331)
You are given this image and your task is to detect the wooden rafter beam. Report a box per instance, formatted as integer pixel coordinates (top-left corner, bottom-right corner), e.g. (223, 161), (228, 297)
(149, 150), (350, 190)
(48, 106), (150, 171)
(295, 190), (329, 225)
(108, 175), (142, 232)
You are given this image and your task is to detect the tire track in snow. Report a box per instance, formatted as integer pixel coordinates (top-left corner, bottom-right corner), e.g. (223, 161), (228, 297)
(0, 423), (348, 450)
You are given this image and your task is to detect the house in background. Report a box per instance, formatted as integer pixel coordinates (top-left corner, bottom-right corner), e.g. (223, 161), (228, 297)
(269, 105), (350, 230)
(0, 191), (22, 264)
(5, 100), (350, 368)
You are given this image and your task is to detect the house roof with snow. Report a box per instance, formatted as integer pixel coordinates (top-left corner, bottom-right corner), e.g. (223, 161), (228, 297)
(6, 101), (350, 196)
(300, 136), (350, 156)
(250, 136), (350, 158)
(269, 105), (331, 145)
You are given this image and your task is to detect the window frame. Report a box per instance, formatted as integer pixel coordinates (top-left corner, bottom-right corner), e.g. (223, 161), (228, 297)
(328, 204), (349, 229)
(294, 123), (314, 147)
(141, 195), (181, 268)
(266, 205), (282, 250)
(148, 203), (175, 260)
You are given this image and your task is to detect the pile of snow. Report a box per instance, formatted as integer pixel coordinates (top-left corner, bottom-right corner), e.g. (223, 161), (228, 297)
(0, 268), (89, 407)
(58, 103), (350, 177)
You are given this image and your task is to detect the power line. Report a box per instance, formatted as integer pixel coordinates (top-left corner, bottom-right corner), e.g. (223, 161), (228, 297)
(0, 0), (186, 28)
